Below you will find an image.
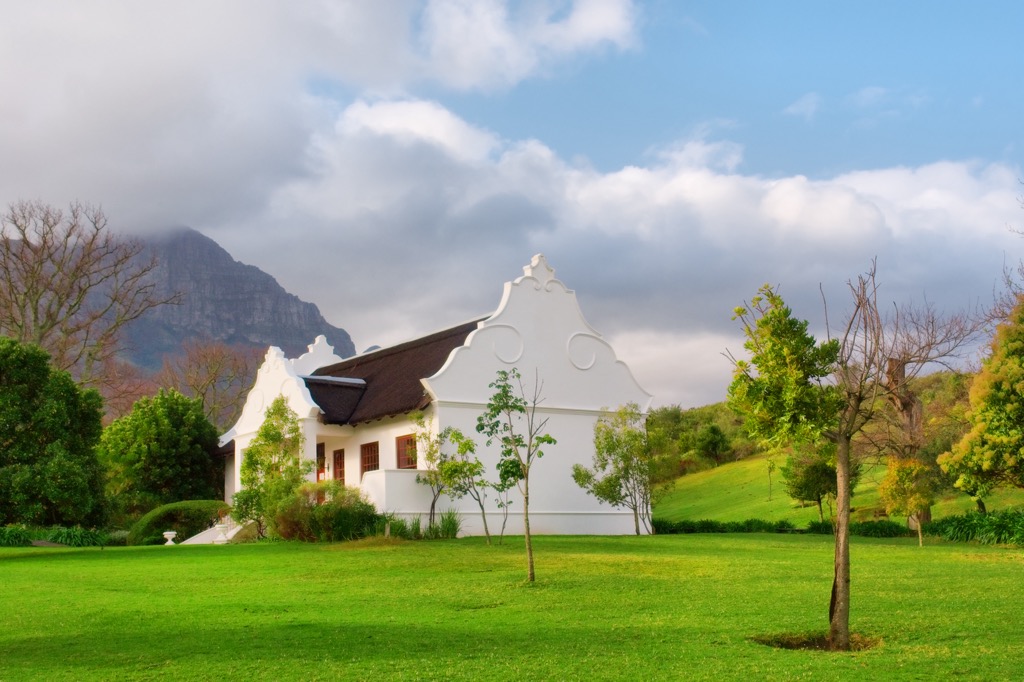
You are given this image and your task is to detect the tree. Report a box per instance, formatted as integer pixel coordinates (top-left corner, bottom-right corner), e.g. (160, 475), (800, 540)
(97, 389), (221, 520)
(0, 200), (178, 386)
(879, 458), (936, 547)
(572, 402), (664, 535)
(232, 396), (312, 538)
(940, 295), (1024, 498)
(477, 368), (556, 583)
(0, 337), (105, 527)
(729, 266), (977, 650)
(157, 339), (260, 431)
(780, 445), (861, 522)
(435, 428), (492, 544)
(412, 413), (454, 527)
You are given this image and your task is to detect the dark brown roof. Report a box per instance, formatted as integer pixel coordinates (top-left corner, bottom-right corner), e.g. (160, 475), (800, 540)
(307, 318), (481, 425)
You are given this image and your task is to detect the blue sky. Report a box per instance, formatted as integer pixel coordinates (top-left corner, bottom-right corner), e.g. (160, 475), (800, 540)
(1, 1), (1022, 407)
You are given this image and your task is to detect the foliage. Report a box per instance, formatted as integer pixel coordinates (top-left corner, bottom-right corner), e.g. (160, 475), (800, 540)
(0, 525), (32, 547)
(847, 520), (911, 539)
(232, 395), (312, 538)
(572, 403), (666, 535)
(477, 368), (556, 582)
(412, 413), (479, 529)
(648, 403), (755, 476)
(362, 509), (461, 540)
(923, 509), (1024, 546)
(940, 296), (1024, 498)
(0, 337), (106, 527)
(97, 388), (221, 521)
(879, 457), (938, 545)
(47, 526), (109, 547)
(272, 481), (379, 542)
(0, 200), (177, 386)
(157, 339), (260, 431)
(126, 499), (229, 546)
(780, 444), (862, 521)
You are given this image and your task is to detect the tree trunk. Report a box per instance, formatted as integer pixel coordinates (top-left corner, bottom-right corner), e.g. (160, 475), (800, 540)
(816, 497), (824, 522)
(829, 436), (852, 651)
(975, 497), (987, 514)
(523, 470), (535, 582)
(633, 507), (641, 535)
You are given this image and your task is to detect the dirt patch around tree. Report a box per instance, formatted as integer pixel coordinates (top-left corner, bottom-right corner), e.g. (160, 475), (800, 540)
(750, 632), (881, 652)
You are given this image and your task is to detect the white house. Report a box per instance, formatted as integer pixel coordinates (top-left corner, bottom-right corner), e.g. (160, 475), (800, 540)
(219, 254), (653, 535)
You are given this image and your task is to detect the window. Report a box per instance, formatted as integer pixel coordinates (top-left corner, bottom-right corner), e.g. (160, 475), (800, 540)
(360, 442), (379, 478)
(316, 443), (326, 482)
(333, 449), (345, 485)
(396, 434), (417, 469)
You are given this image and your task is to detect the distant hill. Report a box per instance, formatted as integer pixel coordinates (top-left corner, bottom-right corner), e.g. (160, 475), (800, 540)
(124, 227), (355, 369)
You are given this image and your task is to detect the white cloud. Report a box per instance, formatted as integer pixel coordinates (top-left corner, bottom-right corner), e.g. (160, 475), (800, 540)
(783, 92), (822, 121)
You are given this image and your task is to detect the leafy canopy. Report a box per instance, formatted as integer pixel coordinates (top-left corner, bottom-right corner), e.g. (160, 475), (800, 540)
(98, 388), (220, 518)
(0, 337), (105, 526)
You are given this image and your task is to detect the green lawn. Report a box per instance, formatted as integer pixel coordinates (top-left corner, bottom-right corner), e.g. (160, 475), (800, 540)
(655, 454), (1024, 524)
(2, 535), (1022, 680)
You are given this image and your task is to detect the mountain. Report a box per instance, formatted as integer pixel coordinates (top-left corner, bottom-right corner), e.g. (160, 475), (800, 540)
(124, 228), (355, 369)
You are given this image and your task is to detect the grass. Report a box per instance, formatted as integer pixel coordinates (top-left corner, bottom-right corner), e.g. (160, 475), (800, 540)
(2, 535), (1023, 680)
(655, 454), (1024, 524)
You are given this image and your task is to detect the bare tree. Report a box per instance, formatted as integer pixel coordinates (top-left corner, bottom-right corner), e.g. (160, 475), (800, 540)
(0, 200), (178, 385)
(731, 261), (984, 650)
(157, 339), (260, 431)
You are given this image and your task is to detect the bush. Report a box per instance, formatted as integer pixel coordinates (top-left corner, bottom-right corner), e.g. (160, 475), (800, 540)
(849, 519), (911, 538)
(273, 481), (380, 542)
(47, 526), (108, 547)
(806, 519), (834, 535)
(127, 500), (229, 546)
(0, 524), (32, 547)
(924, 509), (1024, 546)
(105, 530), (129, 547)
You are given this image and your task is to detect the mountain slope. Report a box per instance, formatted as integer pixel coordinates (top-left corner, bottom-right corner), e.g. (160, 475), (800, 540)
(124, 227), (355, 368)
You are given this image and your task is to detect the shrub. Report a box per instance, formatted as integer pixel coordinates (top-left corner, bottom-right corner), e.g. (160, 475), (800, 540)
(806, 519), (834, 535)
(105, 530), (129, 547)
(0, 524), (32, 547)
(47, 526), (109, 547)
(773, 519), (796, 533)
(436, 509), (461, 539)
(849, 519), (911, 538)
(273, 481), (380, 542)
(127, 500), (229, 546)
(925, 509), (1024, 546)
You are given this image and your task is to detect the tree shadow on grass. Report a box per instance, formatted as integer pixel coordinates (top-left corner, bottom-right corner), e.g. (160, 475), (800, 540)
(750, 633), (881, 652)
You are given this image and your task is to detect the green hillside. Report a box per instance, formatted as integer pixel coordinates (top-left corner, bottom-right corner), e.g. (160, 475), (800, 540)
(654, 454), (1024, 525)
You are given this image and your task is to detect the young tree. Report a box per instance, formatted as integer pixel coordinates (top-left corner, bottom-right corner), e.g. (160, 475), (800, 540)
(97, 389), (221, 520)
(940, 295), (1024, 498)
(157, 339), (260, 431)
(435, 429), (493, 544)
(780, 445), (861, 522)
(572, 402), (663, 535)
(412, 413), (453, 527)
(729, 266), (977, 650)
(879, 458), (936, 547)
(0, 200), (178, 385)
(232, 396), (311, 538)
(477, 368), (556, 583)
(0, 337), (106, 527)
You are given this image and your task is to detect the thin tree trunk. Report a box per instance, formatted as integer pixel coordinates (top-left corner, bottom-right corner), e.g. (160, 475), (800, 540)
(633, 507), (640, 535)
(470, 487), (491, 545)
(523, 472), (534, 582)
(829, 436), (852, 651)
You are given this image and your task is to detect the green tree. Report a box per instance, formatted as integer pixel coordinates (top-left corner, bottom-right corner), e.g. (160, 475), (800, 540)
(780, 445), (861, 522)
(879, 457), (936, 547)
(97, 388), (220, 520)
(572, 403), (664, 535)
(476, 368), (555, 583)
(232, 396), (311, 538)
(412, 413), (454, 527)
(0, 337), (105, 526)
(435, 430), (493, 544)
(940, 296), (1024, 498)
(730, 269), (979, 650)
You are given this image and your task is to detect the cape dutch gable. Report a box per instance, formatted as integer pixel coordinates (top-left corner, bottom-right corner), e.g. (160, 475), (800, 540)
(221, 254), (653, 535)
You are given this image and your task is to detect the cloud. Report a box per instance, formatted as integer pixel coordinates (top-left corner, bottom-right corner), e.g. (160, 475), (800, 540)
(1, 2), (1017, 409)
(783, 93), (822, 121)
